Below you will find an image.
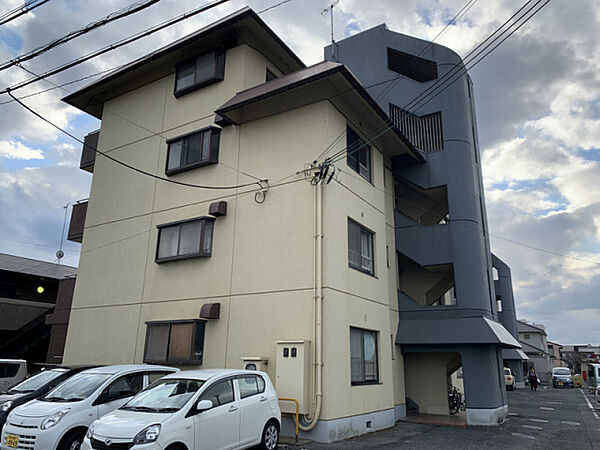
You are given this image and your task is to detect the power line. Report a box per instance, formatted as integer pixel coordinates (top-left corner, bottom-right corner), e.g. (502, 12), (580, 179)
(0, 0), (230, 96)
(0, 0), (161, 72)
(326, 0), (547, 165)
(314, 0), (479, 162)
(324, 0), (550, 167)
(335, 166), (600, 267)
(8, 91), (265, 190)
(0, 0), (50, 27)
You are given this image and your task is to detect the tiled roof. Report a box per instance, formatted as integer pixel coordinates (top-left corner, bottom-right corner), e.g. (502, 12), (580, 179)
(0, 253), (77, 279)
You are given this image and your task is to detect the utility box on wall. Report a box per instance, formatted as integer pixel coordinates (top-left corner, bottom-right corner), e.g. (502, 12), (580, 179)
(240, 356), (268, 371)
(276, 340), (311, 415)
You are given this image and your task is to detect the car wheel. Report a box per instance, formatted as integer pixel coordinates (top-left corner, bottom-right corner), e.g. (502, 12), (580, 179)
(58, 431), (85, 450)
(260, 421), (279, 450)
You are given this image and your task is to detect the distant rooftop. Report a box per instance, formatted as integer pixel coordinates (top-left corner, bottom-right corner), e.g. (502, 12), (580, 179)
(0, 253), (77, 279)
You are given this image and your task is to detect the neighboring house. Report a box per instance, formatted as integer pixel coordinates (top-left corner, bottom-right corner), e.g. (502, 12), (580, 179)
(518, 320), (552, 383)
(561, 345), (600, 373)
(0, 253), (77, 369)
(547, 341), (566, 368)
(60, 7), (520, 441)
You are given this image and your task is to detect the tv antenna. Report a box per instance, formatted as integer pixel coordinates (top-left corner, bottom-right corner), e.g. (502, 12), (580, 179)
(321, 0), (340, 60)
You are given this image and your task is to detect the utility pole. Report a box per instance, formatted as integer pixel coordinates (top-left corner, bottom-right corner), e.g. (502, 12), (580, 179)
(321, 0), (340, 60)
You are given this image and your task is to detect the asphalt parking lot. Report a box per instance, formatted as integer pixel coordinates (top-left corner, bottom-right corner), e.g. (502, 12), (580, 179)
(300, 387), (600, 449)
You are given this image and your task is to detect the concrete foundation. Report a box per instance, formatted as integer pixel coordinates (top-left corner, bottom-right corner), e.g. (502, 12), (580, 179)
(281, 408), (395, 443)
(466, 404), (509, 425)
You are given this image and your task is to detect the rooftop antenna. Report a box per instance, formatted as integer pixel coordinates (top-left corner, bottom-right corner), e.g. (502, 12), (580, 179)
(321, 0), (340, 60)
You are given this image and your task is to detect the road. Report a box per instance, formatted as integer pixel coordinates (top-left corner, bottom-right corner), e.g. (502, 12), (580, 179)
(300, 387), (600, 449)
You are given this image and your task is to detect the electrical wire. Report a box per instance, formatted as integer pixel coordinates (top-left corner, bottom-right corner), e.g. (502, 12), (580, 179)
(335, 167), (600, 267)
(325, 0), (547, 165)
(0, 0), (230, 96)
(0, 0), (161, 72)
(0, 0), (50, 27)
(8, 91), (264, 190)
(323, 0), (550, 167)
(313, 0), (479, 163)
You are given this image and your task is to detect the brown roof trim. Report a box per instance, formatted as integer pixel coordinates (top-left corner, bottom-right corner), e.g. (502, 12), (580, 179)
(216, 61), (424, 162)
(62, 7), (305, 110)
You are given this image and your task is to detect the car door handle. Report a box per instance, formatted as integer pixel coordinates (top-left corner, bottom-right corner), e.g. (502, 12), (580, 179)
(228, 405), (238, 412)
(259, 396), (267, 402)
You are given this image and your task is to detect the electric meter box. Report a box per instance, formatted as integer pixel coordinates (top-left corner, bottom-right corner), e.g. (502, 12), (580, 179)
(240, 356), (268, 371)
(275, 340), (311, 415)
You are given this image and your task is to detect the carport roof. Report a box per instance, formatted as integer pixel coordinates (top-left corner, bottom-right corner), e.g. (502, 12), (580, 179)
(0, 253), (77, 279)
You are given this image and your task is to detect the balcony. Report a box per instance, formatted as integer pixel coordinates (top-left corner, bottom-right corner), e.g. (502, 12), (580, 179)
(80, 130), (99, 173)
(67, 201), (88, 243)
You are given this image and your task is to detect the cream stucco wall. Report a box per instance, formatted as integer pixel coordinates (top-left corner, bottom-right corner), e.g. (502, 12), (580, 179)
(64, 41), (406, 428)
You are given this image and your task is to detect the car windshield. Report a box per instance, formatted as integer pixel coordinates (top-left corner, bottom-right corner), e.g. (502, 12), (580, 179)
(9, 370), (66, 394)
(553, 368), (571, 376)
(504, 369), (511, 375)
(41, 372), (112, 402)
(121, 379), (204, 413)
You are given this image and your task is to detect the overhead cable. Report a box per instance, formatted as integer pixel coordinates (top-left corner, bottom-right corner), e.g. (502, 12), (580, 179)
(8, 91), (265, 190)
(0, 0), (230, 96)
(0, 0), (161, 72)
(0, 0), (50, 27)
(324, 0), (550, 166)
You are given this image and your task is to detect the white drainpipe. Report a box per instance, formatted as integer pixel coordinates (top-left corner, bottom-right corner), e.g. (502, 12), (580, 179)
(300, 181), (323, 431)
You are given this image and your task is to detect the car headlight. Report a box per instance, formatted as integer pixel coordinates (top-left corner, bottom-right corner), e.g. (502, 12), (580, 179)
(40, 408), (71, 430)
(133, 424), (161, 444)
(0, 401), (13, 412)
(86, 421), (97, 439)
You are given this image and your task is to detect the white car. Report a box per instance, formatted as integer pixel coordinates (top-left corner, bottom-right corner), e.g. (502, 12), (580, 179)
(82, 369), (281, 450)
(1, 365), (176, 450)
(0, 360), (27, 393)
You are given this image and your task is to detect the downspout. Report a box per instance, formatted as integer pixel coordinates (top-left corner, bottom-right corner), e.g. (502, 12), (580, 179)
(300, 181), (323, 431)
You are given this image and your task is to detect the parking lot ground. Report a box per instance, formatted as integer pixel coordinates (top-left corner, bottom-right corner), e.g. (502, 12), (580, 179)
(297, 387), (600, 449)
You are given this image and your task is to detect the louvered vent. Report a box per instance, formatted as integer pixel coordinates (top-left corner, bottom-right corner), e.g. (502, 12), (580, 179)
(389, 104), (444, 153)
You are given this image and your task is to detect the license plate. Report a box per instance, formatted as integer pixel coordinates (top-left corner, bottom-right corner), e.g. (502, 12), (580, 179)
(6, 434), (18, 448)
(558, 382), (563, 386)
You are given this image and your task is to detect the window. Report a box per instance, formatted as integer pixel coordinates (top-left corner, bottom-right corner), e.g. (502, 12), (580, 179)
(523, 334), (530, 340)
(174, 49), (225, 97)
(156, 217), (215, 263)
(348, 219), (374, 275)
(99, 373), (144, 403)
(166, 127), (220, 175)
(387, 47), (438, 83)
(143, 319), (206, 365)
(238, 375), (265, 399)
(350, 327), (379, 385)
(199, 379), (234, 407)
(147, 371), (172, 385)
(0, 363), (20, 378)
(346, 126), (371, 181)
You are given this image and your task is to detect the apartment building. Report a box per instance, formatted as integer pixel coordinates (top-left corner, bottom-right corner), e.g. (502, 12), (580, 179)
(518, 320), (552, 383)
(62, 7), (520, 441)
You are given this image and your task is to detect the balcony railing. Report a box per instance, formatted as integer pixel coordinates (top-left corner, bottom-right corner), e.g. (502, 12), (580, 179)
(80, 130), (99, 173)
(67, 201), (88, 243)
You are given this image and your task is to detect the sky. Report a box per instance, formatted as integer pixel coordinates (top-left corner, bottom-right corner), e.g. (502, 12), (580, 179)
(0, 0), (598, 345)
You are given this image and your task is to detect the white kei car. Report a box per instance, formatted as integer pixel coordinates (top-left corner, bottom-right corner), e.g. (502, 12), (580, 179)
(1, 365), (176, 450)
(82, 369), (281, 450)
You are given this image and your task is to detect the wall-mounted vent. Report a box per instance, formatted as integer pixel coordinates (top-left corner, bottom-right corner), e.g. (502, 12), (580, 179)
(390, 104), (444, 153)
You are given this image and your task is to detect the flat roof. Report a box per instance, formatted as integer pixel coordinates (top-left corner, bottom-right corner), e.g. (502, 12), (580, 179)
(63, 7), (305, 118)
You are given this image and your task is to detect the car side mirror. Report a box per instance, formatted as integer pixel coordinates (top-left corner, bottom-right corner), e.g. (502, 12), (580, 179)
(196, 399), (213, 412)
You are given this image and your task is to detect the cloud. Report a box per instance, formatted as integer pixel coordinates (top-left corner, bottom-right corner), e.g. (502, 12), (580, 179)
(0, 140), (44, 159)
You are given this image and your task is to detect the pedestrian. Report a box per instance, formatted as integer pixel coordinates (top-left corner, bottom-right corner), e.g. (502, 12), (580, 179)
(528, 368), (538, 391)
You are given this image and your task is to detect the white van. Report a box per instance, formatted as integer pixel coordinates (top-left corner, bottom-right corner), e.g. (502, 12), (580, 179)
(82, 369), (281, 450)
(1, 365), (176, 450)
(586, 363), (600, 392)
(0, 361), (27, 393)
